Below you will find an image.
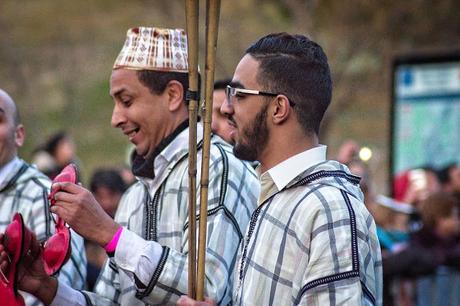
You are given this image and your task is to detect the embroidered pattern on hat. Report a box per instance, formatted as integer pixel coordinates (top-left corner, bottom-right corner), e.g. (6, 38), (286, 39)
(113, 27), (188, 73)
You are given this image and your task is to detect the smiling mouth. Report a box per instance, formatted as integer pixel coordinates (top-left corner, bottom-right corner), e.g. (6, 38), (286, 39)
(124, 128), (140, 141)
(227, 118), (237, 128)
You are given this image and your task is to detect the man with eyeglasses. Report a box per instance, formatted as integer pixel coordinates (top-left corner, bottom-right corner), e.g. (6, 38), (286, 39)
(179, 33), (382, 305)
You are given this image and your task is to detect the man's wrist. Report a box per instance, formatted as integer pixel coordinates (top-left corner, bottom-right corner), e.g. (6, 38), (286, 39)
(36, 276), (58, 306)
(105, 226), (124, 255)
(98, 220), (121, 247)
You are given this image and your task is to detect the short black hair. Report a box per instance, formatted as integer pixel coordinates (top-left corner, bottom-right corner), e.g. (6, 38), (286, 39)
(90, 168), (127, 194)
(245, 33), (332, 136)
(137, 70), (189, 101)
(214, 78), (232, 90)
(45, 131), (69, 156)
(438, 162), (458, 184)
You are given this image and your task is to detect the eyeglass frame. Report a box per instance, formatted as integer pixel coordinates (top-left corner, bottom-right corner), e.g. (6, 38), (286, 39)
(225, 85), (296, 107)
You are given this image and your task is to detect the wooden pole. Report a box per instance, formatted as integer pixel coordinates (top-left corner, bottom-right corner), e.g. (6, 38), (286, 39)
(196, 0), (220, 300)
(185, 0), (199, 299)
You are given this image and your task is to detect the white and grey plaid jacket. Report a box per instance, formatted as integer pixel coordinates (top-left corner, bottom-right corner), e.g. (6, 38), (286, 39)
(0, 158), (87, 306)
(234, 160), (382, 305)
(84, 130), (259, 305)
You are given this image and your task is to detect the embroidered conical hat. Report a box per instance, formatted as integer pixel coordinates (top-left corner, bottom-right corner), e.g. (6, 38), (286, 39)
(113, 27), (188, 73)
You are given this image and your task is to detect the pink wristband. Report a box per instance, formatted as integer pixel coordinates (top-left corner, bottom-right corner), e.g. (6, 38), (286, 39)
(104, 227), (123, 253)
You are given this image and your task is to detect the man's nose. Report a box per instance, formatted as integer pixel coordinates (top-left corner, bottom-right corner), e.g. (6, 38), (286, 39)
(220, 97), (233, 118)
(111, 104), (125, 128)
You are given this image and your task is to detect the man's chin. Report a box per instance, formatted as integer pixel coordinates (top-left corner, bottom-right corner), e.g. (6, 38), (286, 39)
(225, 135), (236, 146)
(134, 147), (149, 159)
(233, 143), (257, 162)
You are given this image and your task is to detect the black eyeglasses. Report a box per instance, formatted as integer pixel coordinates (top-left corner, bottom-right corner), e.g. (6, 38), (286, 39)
(225, 85), (295, 107)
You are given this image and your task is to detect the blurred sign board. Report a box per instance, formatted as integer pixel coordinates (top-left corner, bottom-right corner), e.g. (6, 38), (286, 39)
(390, 52), (460, 181)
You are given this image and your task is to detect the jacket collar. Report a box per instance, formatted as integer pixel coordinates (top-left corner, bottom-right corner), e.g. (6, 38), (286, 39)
(131, 120), (190, 179)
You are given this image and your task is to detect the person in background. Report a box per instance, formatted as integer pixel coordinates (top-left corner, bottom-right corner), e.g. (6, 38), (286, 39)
(438, 162), (460, 199)
(334, 140), (374, 206)
(370, 194), (416, 306)
(348, 159), (373, 206)
(31, 146), (58, 178)
(393, 167), (441, 208)
(376, 192), (460, 306)
(372, 195), (413, 255)
(32, 131), (80, 179)
(412, 192), (460, 306)
(393, 166), (441, 233)
(414, 192), (460, 266)
(89, 168), (127, 218)
(119, 164), (136, 187)
(85, 168), (127, 290)
(211, 78), (234, 144)
(0, 88), (86, 305)
(335, 139), (360, 165)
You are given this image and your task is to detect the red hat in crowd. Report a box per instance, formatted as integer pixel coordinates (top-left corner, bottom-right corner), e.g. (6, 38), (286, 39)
(393, 170), (410, 202)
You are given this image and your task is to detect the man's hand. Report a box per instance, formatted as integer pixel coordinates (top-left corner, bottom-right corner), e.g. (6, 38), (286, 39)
(336, 139), (360, 164)
(176, 295), (216, 306)
(0, 233), (58, 305)
(50, 182), (120, 246)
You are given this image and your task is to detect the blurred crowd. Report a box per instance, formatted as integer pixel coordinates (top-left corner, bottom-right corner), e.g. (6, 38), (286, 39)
(336, 139), (460, 306)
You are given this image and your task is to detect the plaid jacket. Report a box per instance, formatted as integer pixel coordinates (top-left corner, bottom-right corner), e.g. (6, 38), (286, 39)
(0, 158), (87, 306)
(85, 130), (259, 305)
(234, 160), (382, 305)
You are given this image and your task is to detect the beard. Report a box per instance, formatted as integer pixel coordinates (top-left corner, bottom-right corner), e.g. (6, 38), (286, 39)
(233, 103), (269, 162)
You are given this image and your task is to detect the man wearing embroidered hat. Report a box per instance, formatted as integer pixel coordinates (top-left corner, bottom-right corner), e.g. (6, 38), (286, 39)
(178, 32), (382, 305)
(3, 27), (259, 305)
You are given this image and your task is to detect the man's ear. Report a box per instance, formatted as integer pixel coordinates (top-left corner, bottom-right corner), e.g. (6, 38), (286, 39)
(166, 80), (185, 111)
(14, 124), (25, 148)
(272, 95), (292, 125)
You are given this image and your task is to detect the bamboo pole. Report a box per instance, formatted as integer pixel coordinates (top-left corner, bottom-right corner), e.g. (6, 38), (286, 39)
(196, 0), (221, 300)
(185, 0), (199, 299)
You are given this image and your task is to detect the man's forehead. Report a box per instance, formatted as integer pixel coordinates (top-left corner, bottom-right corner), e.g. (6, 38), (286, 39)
(0, 94), (14, 117)
(232, 54), (260, 88)
(109, 69), (138, 96)
(0, 102), (15, 124)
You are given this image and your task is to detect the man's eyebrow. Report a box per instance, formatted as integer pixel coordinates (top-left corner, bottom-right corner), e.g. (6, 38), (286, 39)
(110, 88), (127, 98)
(228, 81), (244, 89)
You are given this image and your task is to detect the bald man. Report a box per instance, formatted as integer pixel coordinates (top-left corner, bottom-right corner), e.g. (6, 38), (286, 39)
(0, 89), (87, 306)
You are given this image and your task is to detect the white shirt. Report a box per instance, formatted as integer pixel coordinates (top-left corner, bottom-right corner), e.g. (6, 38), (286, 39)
(257, 145), (327, 204)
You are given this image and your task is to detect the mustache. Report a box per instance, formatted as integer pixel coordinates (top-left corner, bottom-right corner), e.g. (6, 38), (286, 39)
(226, 116), (237, 127)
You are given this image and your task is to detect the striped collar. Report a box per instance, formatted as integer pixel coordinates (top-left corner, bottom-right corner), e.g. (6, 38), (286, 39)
(258, 145), (326, 204)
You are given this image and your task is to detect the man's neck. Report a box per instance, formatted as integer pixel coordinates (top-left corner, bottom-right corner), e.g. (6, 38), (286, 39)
(258, 132), (318, 173)
(131, 120), (189, 179)
(0, 156), (19, 186)
(0, 156), (17, 170)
